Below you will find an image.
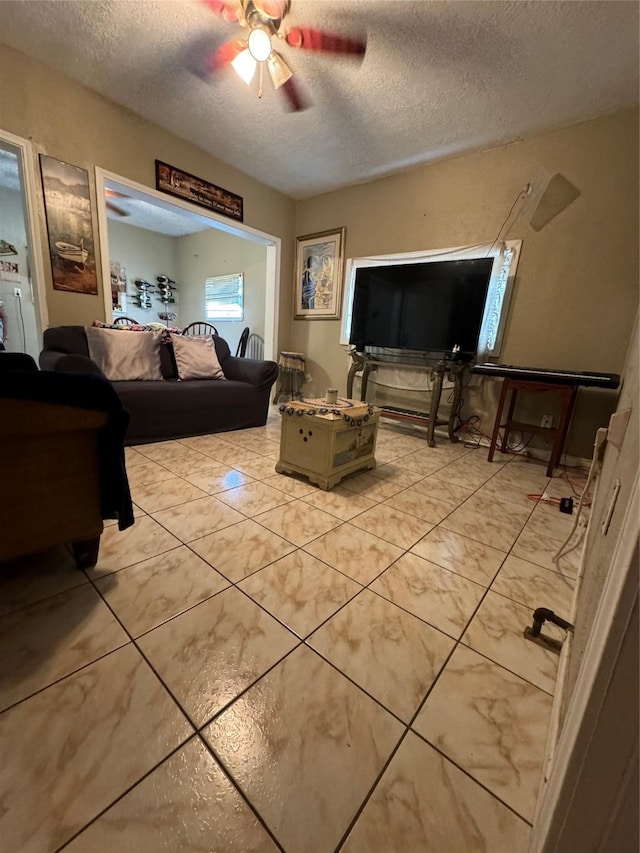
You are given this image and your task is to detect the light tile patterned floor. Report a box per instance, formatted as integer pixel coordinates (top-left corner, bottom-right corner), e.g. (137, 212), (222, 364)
(0, 408), (585, 852)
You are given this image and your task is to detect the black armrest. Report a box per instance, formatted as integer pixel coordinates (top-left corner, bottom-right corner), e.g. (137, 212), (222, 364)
(40, 350), (104, 376)
(0, 353), (38, 373)
(223, 356), (278, 392)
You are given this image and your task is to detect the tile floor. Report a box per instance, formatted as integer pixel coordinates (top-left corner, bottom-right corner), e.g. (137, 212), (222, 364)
(0, 408), (585, 853)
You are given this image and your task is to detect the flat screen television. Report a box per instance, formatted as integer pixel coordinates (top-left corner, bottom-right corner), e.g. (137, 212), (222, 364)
(349, 258), (494, 358)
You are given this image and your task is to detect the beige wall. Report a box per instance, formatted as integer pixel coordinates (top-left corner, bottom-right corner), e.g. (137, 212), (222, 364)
(0, 44), (296, 337)
(176, 229), (267, 355)
(294, 108), (639, 457)
(107, 219), (179, 325)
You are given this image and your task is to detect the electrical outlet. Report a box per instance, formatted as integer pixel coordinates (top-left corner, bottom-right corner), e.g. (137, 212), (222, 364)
(13, 287), (21, 298)
(541, 414), (554, 429)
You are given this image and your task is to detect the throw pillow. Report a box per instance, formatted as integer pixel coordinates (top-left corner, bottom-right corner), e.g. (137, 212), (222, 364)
(171, 334), (225, 381)
(92, 320), (154, 332)
(86, 327), (163, 381)
(92, 321), (182, 344)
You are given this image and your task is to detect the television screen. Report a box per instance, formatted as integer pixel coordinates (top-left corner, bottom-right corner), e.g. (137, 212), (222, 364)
(349, 258), (494, 357)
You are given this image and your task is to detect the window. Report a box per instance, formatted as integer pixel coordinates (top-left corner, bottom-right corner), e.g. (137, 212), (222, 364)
(205, 273), (244, 321)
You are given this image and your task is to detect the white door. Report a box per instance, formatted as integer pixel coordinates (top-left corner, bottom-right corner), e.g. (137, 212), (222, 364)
(0, 131), (48, 360)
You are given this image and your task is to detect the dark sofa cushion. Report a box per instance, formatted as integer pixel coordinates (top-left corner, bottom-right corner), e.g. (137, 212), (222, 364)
(115, 378), (272, 444)
(213, 335), (231, 365)
(54, 353), (105, 375)
(42, 325), (90, 357)
(159, 343), (177, 379)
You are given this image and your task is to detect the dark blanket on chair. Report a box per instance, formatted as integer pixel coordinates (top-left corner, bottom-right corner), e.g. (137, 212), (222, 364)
(0, 361), (134, 530)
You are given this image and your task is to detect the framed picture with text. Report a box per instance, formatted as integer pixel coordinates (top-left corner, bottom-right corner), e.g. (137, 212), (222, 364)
(155, 160), (243, 222)
(294, 227), (346, 320)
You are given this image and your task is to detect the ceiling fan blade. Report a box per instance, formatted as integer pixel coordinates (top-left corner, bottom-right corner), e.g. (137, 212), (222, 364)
(285, 27), (366, 57)
(106, 188), (130, 200)
(202, 0), (241, 23)
(106, 200), (129, 217)
(280, 77), (308, 112)
(206, 38), (247, 73)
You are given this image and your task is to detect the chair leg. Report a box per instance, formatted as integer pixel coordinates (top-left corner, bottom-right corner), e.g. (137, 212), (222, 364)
(500, 387), (518, 453)
(72, 535), (101, 570)
(272, 374), (284, 404)
(488, 379), (509, 462)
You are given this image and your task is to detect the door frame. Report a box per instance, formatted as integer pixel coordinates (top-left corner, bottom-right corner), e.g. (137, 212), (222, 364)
(0, 127), (50, 335)
(94, 167), (280, 362)
(531, 472), (639, 852)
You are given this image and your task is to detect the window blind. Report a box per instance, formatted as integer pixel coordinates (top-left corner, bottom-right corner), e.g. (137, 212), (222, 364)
(205, 273), (243, 321)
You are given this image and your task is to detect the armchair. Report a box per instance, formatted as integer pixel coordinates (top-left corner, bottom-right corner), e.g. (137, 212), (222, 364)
(0, 354), (134, 568)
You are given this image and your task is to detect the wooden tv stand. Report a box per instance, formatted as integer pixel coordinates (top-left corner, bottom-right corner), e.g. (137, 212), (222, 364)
(346, 350), (467, 447)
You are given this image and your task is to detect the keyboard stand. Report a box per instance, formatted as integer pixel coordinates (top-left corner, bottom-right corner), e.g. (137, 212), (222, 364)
(488, 377), (579, 475)
(346, 351), (466, 447)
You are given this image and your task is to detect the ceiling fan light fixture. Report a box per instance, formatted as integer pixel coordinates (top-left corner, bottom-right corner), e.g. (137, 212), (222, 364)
(247, 26), (272, 62)
(231, 48), (257, 84)
(267, 51), (292, 89)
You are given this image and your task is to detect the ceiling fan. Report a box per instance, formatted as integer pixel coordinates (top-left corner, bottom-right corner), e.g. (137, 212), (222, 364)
(203, 0), (366, 111)
(105, 188), (130, 217)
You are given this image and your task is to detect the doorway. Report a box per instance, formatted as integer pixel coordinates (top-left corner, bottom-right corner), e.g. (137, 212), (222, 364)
(95, 169), (280, 362)
(0, 130), (48, 360)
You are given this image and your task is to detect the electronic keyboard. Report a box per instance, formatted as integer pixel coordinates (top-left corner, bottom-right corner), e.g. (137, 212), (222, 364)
(472, 363), (620, 389)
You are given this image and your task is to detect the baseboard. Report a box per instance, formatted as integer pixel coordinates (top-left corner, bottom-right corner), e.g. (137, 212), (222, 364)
(532, 618), (573, 830)
(456, 434), (592, 471)
(520, 446), (592, 471)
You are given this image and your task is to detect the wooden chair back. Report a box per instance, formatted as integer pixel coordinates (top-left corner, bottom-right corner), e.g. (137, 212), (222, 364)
(182, 322), (218, 336)
(235, 326), (250, 357)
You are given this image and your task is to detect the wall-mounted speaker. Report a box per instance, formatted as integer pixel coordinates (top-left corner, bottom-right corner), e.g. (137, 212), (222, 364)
(521, 168), (581, 231)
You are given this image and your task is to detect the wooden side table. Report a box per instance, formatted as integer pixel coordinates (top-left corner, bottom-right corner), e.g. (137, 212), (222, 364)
(487, 377), (578, 476)
(346, 350), (466, 447)
(272, 351), (306, 403)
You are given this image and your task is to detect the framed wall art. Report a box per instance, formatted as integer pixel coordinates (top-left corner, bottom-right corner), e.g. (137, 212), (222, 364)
(155, 160), (243, 222)
(39, 155), (98, 295)
(294, 227), (345, 320)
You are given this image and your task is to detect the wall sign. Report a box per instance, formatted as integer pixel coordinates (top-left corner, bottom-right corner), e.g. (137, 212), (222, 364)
(155, 160), (243, 222)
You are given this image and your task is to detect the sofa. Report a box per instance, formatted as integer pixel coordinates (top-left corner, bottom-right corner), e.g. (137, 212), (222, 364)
(0, 352), (133, 566)
(40, 326), (278, 445)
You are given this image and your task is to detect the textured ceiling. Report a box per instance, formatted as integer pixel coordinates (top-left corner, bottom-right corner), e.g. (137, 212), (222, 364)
(105, 183), (214, 237)
(1, 1), (638, 199)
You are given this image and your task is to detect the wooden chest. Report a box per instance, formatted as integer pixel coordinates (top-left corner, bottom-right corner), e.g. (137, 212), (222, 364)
(275, 400), (380, 490)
